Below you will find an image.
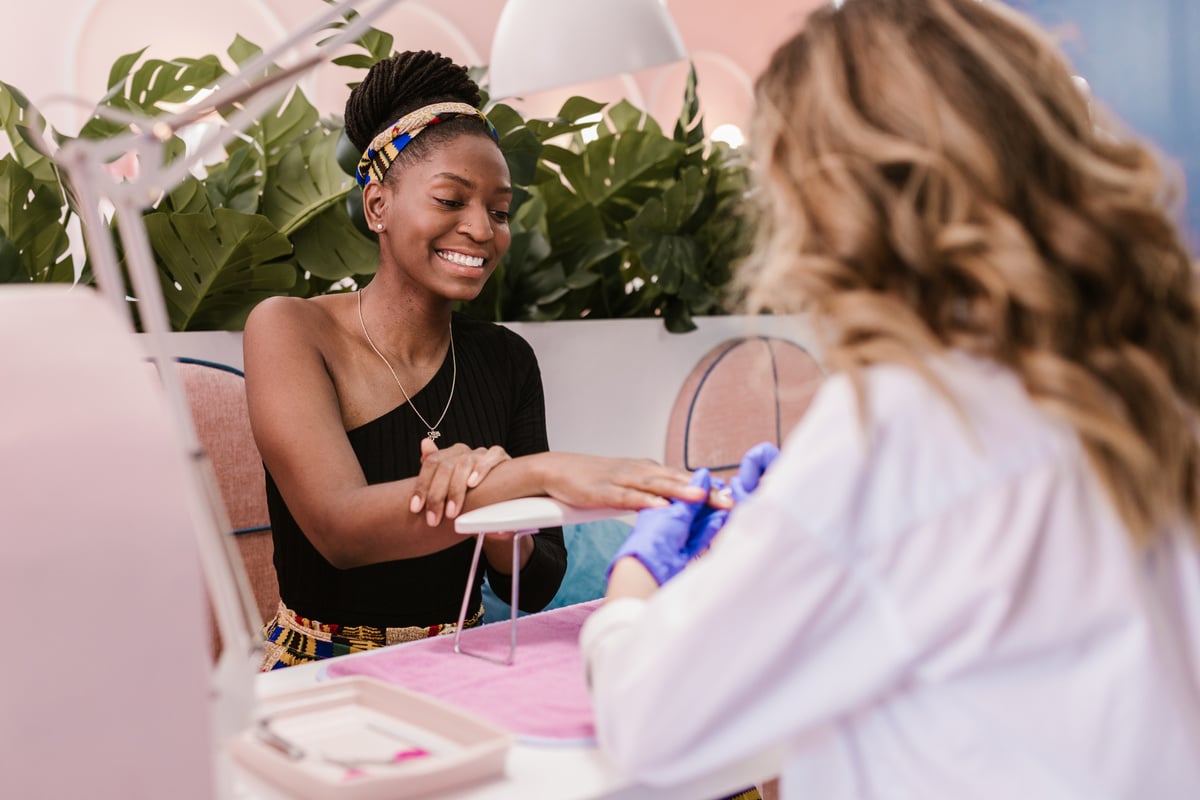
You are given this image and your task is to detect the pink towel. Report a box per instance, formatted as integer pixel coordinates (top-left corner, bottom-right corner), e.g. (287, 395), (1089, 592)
(324, 601), (601, 743)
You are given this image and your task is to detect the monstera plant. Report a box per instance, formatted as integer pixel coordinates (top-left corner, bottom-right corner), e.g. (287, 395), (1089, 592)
(0, 19), (752, 333)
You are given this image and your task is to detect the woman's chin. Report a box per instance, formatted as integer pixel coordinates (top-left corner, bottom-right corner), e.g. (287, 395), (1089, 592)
(440, 281), (489, 304)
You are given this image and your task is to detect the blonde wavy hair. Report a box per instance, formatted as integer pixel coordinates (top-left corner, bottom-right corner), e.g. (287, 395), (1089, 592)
(741, 0), (1200, 544)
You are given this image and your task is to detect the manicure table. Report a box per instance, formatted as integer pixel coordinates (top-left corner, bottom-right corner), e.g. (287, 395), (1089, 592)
(235, 497), (782, 799)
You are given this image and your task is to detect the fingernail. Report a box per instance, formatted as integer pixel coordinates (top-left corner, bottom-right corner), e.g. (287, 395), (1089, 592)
(446, 500), (457, 518)
(427, 510), (438, 527)
(410, 495), (422, 513)
(467, 471), (480, 487)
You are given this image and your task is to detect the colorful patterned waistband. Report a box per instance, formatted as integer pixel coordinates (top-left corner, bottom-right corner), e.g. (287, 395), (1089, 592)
(261, 601), (484, 671)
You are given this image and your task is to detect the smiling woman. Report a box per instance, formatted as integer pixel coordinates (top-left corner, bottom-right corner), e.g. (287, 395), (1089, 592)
(241, 50), (708, 671)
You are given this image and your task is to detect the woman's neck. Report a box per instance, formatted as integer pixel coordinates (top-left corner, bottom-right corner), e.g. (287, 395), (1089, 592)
(357, 278), (452, 368)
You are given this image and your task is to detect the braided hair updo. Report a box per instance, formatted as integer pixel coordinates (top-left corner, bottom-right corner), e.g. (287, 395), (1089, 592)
(344, 50), (494, 181)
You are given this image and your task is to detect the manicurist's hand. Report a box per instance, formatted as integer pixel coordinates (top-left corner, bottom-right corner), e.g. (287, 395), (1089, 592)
(411, 438), (511, 526)
(730, 441), (780, 504)
(607, 468), (724, 586)
(538, 452), (716, 511)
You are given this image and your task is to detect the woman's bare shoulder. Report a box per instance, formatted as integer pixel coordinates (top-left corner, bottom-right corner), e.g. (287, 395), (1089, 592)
(242, 296), (349, 428)
(244, 294), (350, 351)
(246, 294), (326, 331)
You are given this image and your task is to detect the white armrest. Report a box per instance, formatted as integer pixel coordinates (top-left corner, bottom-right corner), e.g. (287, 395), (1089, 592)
(454, 497), (628, 534)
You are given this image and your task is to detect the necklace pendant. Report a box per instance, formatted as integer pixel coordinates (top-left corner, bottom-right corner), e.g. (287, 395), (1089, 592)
(426, 430), (441, 441)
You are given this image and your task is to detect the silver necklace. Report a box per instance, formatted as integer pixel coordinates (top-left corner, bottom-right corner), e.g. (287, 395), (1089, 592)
(356, 286), (456, 441)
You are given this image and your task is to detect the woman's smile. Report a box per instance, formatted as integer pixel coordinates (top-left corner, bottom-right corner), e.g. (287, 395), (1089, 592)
(437, 248), (487, 275)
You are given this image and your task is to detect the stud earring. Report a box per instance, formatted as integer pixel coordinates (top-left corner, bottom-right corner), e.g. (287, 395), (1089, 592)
(376, 223), (383, 231)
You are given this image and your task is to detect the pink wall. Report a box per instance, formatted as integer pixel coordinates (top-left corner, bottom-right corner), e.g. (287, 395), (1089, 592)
(1, 0), (825, 138)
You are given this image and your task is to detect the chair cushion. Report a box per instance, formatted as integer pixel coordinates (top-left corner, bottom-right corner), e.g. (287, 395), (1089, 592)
(176, 359), (278, 627)
(178, 360), (269, 533)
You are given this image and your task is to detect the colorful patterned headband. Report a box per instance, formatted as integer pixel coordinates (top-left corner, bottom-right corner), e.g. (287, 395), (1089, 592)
(355, 101), (499, 187)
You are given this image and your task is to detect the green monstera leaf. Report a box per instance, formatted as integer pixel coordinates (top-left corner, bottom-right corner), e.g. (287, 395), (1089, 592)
(0, 156), (72, 282)
(262, 129), (354, 236)
(205, 140), (266, 214)
(673, 65), (706, 152)
(0, 82), (62, 199)
(290, 203), (378, 282)
(627, 166), (709, 245)
(321, 2), (396, 79)
(81, 52), (228, 140)
(244, 89), (321, 168)
(125, 56), (225, 110)
(487, 103), (543, 188)
(144, 207), (297, 330)
(558, 129), (684, 212)
(0, 231), (22, 282)
(220, 37), (322, 169)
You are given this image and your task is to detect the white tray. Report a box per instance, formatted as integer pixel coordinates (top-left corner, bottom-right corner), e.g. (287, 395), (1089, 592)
(229, 676), (512, 799)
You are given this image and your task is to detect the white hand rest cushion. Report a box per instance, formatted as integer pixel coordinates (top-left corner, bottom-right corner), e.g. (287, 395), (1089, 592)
(454, 497), (627, 534)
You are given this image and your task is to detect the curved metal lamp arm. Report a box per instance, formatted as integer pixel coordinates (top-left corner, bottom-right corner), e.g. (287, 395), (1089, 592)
(39, 0), (423, 753)
(52, 0), (398, 187)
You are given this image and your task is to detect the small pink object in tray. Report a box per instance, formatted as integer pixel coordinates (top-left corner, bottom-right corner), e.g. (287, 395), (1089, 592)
(229, 676), (512, 799)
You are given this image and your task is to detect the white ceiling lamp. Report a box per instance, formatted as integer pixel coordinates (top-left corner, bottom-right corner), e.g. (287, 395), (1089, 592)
(488, 0), (689, 99)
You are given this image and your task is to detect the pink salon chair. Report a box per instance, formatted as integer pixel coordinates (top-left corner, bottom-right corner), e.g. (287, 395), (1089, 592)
(665, 336), (824, 481)
(177, 358), (278, 630)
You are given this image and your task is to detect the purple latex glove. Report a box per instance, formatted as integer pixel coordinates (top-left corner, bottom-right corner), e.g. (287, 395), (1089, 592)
(684, 476), (728, 558)
(675, 445), (779, 556)
(609, 469), (721, 585)
(730, 442), (781, 504)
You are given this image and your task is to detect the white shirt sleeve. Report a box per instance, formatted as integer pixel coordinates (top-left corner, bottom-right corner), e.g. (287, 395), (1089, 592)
(580, 376), (918, 786)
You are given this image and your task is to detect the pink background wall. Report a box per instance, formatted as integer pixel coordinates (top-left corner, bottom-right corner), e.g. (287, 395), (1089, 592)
(2, 0), (823, 139)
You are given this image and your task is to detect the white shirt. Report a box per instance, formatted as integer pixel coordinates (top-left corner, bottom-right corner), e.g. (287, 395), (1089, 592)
(581, 353), (1200, 799)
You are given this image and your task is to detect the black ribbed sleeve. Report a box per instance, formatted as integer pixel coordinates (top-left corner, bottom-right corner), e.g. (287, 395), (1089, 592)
(265, 313), (567, 628)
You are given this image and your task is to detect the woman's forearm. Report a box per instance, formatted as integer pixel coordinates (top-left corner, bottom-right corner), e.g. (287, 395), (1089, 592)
(310, 450), (700, 569)
(605, 557), (660, 601)
(459, 451), (551, 511)
(306, 453), (551, 569)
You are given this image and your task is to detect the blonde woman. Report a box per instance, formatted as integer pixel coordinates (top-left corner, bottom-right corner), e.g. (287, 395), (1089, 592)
(583, 0), (1200, 797)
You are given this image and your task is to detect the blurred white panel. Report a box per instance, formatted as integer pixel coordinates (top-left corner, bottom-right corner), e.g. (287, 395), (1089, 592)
(64, 0), (286, 134)
(0, 286), (213, 800)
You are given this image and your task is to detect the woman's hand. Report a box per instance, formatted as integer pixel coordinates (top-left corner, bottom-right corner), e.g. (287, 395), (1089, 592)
(411, 439), (511, 526)
(538, 452), (721, 511)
